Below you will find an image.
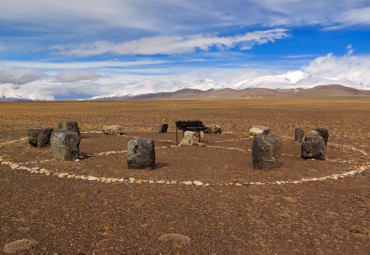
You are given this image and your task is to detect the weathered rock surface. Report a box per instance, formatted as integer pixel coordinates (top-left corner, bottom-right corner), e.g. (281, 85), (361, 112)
(58, 120), (80, 140)
(249, 126), (270, 136)
(155, 123), (168, 133)
(127, 138), (155, 169)
(3, 238), (38, 254)
(252, 135), (282, 170)
(51, 130), (80, 160)
(311, 128), (329, 145)
(102, 125), (124, 135)
(301, 135), (326, 160)
(295, 128), (304, 143)
(28, 128), (54, 147)
(179, 131), (200, 146)
(204, 125), (222, 134)
(158, 233), (191, 248)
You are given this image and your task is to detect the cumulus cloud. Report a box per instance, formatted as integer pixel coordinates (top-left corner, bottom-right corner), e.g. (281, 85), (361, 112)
(55, 71), (102, 82)
(0, 69), (44, 85)
(53, 29), (289, 56)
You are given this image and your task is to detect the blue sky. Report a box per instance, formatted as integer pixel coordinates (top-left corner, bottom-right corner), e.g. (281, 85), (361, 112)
(0, 0), (370, 99)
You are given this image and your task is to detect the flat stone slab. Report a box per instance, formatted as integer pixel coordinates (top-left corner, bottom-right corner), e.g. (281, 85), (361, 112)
(249, 126), (270, 136)
(127, 138), (155, 169)
(51, 130), (80, 160)
(252, 135), (282, 170)
(301, 135), (326, 160)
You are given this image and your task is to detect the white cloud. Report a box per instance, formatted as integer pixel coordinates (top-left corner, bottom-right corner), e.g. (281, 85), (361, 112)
(53, 29), (289, 56)
(0, 69), (44, 85)
(55, 71), (102, 82)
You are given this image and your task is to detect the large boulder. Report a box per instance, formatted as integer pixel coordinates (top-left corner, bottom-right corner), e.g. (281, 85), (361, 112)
(252, 135), (282, 170)
(51, 130), (80, 160)
(204, 125), (222, 134)
(102, 125), (124, 135)
(249, 126), (270, 137)
(301, 135), (326, 160)
(310, 128), (329, 145)
(127, 138), (155, 169)
(295, 128), (304, 143)
(28, 128), (54, 147)
(58, 120), (80, 140)
(155, 123), (168, 133)
(179, 131), (200, 146)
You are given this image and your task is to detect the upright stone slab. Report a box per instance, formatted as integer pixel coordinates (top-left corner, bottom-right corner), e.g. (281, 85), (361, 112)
(252, 135), (282, 170)
(204, 125), (222, 134)
(102, 125), (124, 135)
(295, 128), (304, 143)
(312, 128), (329, 145)
(58, 121), (80, 140)
(301, 135), (326, 160)
(51, 130), (80, 160)
(28, 128), (54, 147)
(127, 138), (155, 169)
(249, 126), (270, 137)
(155, 123), (168, 133)
(179, 131), (199, 146)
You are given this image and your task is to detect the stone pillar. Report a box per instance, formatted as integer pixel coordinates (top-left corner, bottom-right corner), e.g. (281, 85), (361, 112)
(155, 124), (168, 133)
(127, 138), (155, 169)
(252, 135), (282, 170)
(28, 128), (54, 147)
(310, 128), (329, 145)
(51, 130), (80, 160)
(58, 121), (80, 140)
(301, 135), (326, 160)
(295, 128), (304, 143)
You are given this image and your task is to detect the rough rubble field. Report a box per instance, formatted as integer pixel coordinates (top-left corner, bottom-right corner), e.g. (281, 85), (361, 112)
(0, 98), (369, 253)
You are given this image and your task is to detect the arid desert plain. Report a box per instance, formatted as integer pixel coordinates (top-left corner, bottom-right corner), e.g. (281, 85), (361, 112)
(0, 98), (369, 253)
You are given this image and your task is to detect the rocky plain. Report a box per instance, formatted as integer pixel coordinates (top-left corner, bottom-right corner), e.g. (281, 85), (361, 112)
(0, 98), (369, 253)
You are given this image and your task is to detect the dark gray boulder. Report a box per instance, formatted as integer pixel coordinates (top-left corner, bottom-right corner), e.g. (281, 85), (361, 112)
(155, 123), (168, 133)
(28, 128), (54, 147)
(295, 128), (304, 143)
(58, 120), (80, 140)
(127, 138), (155, 169)
(252, 135), (282, 170)
(51, 130), (80, 160)
(312, 128), (329, 145)
(301, 135), (326, 160)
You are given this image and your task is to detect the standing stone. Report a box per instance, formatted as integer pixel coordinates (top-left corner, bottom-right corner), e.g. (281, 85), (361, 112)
(312, 128), (329, 145)
(102, 125), (124, 135)
(155, 123), (168, 133)
(28, 128), (54, 147)
(58, 120), (80, 140)
(301, 135), (326, 160)
(204, 125), (222, 134)
(252, 135), (282, 170)
(127, 138), (155, 169)
(249, 126), (270, 137)
(295, 128), (304, 143)
(179, 131), (200, 146)
(51, 130), (80, 160)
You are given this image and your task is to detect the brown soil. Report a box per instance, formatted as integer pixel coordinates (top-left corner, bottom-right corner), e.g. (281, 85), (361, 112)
(0, 98), (369, 253)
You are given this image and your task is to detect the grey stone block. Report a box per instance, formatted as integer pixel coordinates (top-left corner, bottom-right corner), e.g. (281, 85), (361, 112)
(295, 128), (304, 143)
(28, 128), (54, 147)
(252, 135), (282, 170)
(51, 130), (80, 160)
(301, 135), (326, 160)
(155, 124), (168, 133)
(127, 138), (155, 169)
(312, 128), (329, 145)
(58, 120), (80, 140)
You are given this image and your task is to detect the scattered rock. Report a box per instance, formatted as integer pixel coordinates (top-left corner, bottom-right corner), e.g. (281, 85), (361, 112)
(193, 181), (203, 186)
(252, 135), (282, 170)
(127, 138), (155, 169)
(295, 128), (304, 143)
(158, 233), (191, 248)
(249, 126), (270, 137)
(204, 125), (222, 134)
(155, 123), (168, 133)
(58, 120), (80, 140)
(51, 130), (80, 160)
(301, 135), (326, 160)
(102, 125), (124, 135)
(311, 128), (329, 145)
(28, 128), (54, 147)
(3, 238), (38, 254)
(179, 131), (200, 146)
(182, 181), (193, 185)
